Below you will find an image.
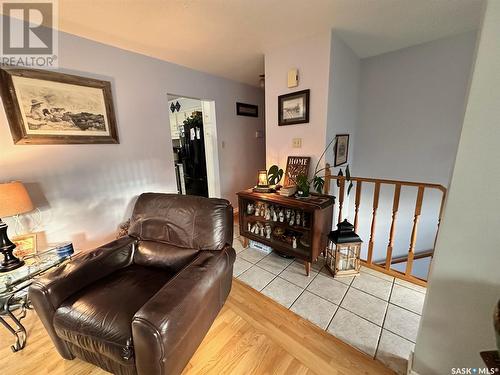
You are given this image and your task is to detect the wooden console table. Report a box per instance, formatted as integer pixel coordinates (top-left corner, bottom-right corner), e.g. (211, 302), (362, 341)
(237, 189), (335, 275)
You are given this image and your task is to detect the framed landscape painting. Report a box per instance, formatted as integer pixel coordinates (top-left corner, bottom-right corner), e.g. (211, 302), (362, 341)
(278, 89), (310, 126)
(0, 68), (119, 144)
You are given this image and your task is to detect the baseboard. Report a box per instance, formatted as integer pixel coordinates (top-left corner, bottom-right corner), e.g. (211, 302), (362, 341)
(407, 351), (421, 375)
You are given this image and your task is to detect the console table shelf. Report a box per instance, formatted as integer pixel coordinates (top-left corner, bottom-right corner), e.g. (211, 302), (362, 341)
(237, 189), (335, 275)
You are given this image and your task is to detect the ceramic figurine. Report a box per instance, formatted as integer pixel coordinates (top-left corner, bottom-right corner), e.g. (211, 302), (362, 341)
(246, 203), (254, 215)
(292, 236), (297, 249)
(251, 223), (258, 233)
(247, 222), (251, 232)
(302, 215), (307, 227)
(255, 204), (260, 217)
(264, 204), (271, 220)
(265, 224), (272, 239)
(260, 225), (265, 237)
(273, 208), (278, 222)
(285, 208), (291, 220)
(289, 211), (295, 226)
(279, 209), (285, 222)
(296, 212), (301, 226)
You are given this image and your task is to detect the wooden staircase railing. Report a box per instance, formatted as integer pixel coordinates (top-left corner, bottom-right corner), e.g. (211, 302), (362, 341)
(324, 164), (447, 287)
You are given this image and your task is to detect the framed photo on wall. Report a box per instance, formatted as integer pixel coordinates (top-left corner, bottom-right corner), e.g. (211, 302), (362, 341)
(278, 89), (310, 126)
(334, 134), (349, 166)
(0, 68), (119, 144)
(236, 102), (258, 117)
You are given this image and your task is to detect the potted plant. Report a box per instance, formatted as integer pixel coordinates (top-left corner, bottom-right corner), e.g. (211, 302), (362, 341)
(294, 137), (354, 197)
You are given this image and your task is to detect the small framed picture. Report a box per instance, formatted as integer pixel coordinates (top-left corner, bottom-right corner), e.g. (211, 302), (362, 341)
(334, 134), (349, 166)
(236, 102), (258, 117)
(12, 233), (37, 259)
(278, 89), (310, 126)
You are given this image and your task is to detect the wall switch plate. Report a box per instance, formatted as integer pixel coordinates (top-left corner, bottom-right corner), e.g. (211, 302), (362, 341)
(292, 138), (302, 148)
(288, 68), (299, 88)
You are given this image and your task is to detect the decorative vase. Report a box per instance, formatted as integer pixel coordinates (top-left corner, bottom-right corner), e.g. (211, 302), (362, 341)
(494, 299), (500, 352)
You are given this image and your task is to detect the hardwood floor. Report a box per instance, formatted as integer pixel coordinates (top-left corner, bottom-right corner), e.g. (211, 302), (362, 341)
(1, 279), (394, 375)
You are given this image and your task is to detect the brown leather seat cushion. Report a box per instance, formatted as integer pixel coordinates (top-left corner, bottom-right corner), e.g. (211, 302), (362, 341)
(53, 265), (174, 365)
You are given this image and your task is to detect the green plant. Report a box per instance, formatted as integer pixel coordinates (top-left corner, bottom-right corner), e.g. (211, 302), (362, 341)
(294, 136), (354, 195)
(267, 165), (284, 185)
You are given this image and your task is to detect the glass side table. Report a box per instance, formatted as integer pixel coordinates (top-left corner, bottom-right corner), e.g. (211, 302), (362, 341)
(0, 247), (77, 352)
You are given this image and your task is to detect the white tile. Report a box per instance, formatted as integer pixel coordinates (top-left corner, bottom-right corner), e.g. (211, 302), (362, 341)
(320, 267), (355, 286)
(390, 284), (426, 315)
(351, 272), (393, 300)
(360, 265), (394, 282)
(233, 257), (253, 277)
(394, 278), (427, 294)
(290, 291), (338, 329)
(280, 260), (319, 288)
(376, 329), (415, 375)
(239, 247), (268, 264)
(384, 304), (420, 342)
(327, 308), (381, 357)
(261, 277), (304, 308)
(233, 238), (247, 254)
(311, 256), (325, 271)
(257, 252), (294, 275)
(341, 288), (388, 326)
(306, 273), (349, 305)
(238, 266), (276, 291)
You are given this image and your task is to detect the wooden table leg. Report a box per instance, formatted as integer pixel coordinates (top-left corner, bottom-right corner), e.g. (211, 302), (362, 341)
(305, 261), (311, 276)
(242, 236), (249, 248)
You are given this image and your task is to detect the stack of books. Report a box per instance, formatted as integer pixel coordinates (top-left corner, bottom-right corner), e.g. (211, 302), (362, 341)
(278, 185), (297, 197)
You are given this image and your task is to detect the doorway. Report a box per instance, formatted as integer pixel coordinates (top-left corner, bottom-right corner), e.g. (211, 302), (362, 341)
(168, 95), (220, 198)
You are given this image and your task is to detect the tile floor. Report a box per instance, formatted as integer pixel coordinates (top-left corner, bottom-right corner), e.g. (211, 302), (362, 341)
(232, 225), (426, 375)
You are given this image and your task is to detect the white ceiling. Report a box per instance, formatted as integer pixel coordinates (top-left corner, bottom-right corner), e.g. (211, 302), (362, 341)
(55, 0), (483, 86)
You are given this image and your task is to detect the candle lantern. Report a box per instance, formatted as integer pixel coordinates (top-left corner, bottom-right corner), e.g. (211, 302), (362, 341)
(253, 170), (273, 193)
(325, 219), (362, 277)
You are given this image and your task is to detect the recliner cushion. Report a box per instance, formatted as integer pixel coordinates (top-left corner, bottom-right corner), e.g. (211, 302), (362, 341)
(134, 240), (199, 273)
(53, 265), (173, 365)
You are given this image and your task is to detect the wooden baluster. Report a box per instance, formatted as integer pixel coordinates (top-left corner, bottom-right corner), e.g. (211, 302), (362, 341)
(432, 191), (447, 251)
(385, 184), (401, 270)
(367, 182), (381, 264)
(406, 186), (425, 275)
(324, 163), (331, 195)
(337, 177), (345, 224)
(353, 180), (362, 232)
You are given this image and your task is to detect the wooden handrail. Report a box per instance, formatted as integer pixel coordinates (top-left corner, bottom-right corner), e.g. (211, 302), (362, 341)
(324, 164), (446, 286)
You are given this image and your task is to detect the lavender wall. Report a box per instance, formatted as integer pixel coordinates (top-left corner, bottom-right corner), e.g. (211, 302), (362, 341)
(0, 18), (265, 250)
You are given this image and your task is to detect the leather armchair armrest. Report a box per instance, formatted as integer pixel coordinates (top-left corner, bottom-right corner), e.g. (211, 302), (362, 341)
(28, 236), (136, 359)
(132, 245), (235, 375)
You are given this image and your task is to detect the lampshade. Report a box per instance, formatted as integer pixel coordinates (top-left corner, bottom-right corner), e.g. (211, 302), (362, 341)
(0, 182), (34, 218)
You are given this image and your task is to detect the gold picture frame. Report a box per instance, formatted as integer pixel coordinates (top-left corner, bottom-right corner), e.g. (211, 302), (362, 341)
(12, 233), (37, 259)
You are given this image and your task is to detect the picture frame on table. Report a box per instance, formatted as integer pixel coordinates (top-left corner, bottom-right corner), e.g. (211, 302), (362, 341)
(12, 233), (37, 259)
(278, 89), (310, 126)
(334, 134), (349, 166)
(0, 67), (119, 145)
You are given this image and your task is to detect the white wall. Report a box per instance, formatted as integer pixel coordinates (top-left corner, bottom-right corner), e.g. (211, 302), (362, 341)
(0, 17), (265, 251)
(414, 1), (500, 372)
(344, 32), (477, 269)
(325, 32), (360, 174)
(265, 33), (331, 174)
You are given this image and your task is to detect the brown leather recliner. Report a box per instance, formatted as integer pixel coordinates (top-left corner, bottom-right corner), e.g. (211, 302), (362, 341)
(29, 193), (236, 375)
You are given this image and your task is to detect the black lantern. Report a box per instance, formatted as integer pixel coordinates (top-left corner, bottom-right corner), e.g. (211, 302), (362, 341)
(325, 219), (362, 277)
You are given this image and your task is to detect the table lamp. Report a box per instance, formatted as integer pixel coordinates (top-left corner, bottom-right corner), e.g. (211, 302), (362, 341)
(0, 182), (34, 272)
